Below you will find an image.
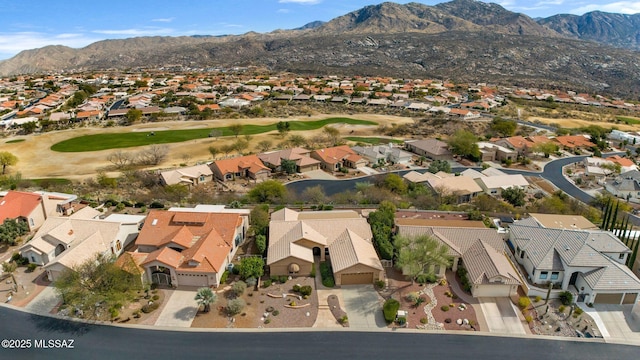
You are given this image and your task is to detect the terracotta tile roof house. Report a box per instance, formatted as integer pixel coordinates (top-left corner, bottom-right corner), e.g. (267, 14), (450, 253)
(258, 147), (320, 173)
(0, 191), (78, 231)
(20, 213), (144, 281)
(210, 154), (271, 182)
(404, 139), (452, 160)
(396, 225), (521, 297)
(493, 136), (535, 154)
(553, 135), (596, 149)
(310, 145), (366, 171)
(607, 155), (637, 172)
(267, 208), (383, 285)
(135, 209), (248, 288)
(509, 224), (640, 304)
(160, 164), (214, 187)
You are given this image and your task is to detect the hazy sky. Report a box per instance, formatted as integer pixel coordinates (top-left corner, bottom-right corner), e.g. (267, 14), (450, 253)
(0, 0), (638, 60)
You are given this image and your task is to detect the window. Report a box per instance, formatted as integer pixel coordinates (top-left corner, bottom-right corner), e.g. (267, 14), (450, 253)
(29, 218), (34, 226)
(199, 175), (205, 182)
(31, 256), (36, 263)
(619, 254), (625, 260)
(116, 240), (122, 252)
(540, 271), (548, 280)
(520, 250), (525, 259)
(551, 272), (559, 280)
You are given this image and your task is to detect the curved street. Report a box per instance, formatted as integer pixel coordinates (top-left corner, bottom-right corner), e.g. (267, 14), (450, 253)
(0, 305), (636, 360)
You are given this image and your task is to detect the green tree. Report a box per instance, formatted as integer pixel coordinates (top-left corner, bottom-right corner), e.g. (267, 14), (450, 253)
(287, 134), (307, 148)
(238, 256), (264, 280)
(194, 287), (217, 313)
(502, 186), (526, 207)
(229, 123), (243, 138)
(255, 234), (267, 255)
(276, 121), (290, 138)
(125, 108), (143, 125)
(0, 219), (28, 245)
(368, 201), (396, 260)
(447, 130), (480, 160)
(382, 173), (407, 194)
(0, 151), (18, 174)
(281, 159), (297, 174)
(250, 204), (270, 236)
(20, 121), (37, 134)
(428, 160), (451, 174)
(233, 138), (249, 155)
(531, 142), (559, 158)
(248, 180), (287, 203)
(394, 234), (452, 284)
(490, 117), (517, 137)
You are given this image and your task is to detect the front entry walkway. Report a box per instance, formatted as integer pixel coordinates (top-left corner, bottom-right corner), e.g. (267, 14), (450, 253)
(478, 297), (526, 335)
(154, 290), (198, 328)
(341, 285), (386, 329)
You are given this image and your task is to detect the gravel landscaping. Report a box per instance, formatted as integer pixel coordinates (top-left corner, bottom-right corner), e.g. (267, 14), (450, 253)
(191, 276), (318, 328)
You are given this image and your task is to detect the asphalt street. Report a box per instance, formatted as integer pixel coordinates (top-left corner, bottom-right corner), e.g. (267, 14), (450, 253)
(0, 305), (636, 360)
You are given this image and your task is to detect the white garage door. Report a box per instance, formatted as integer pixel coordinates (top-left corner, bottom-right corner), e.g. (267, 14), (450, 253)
(176, 273), (208, 287)
(472, 284), (513, 298)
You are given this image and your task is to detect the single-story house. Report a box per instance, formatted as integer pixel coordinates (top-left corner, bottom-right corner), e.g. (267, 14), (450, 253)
(351, 144), (413, 165)
(210, 155), (271, 182)
(509, 224), (640, 304)
(396, 225), (521, 297)
(160, 164), (214, 187)
(404, 171), (482, 203)
(311, 145), (367, 171)
(477, 142), (517, 162)
(267, 208), (383, 286)
(258, 147), (321, 173)
(404, 139), (452, 160)
(0, 190), (77, 231)
(473, 174), (530, 196)
(135, 209), (249, 288)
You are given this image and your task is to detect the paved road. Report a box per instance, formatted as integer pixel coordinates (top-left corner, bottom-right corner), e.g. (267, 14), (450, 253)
(478, 297), (526, 335)
(341, 285), (386, 329)
(0, 305), (637, 360)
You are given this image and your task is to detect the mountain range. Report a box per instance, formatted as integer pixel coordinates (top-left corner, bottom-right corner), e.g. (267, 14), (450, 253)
(1, 0), (640, 97)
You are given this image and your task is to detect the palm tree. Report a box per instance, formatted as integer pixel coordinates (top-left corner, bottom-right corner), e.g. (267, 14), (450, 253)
(194, 287), (217, 313)
(395, 234), (452, 284)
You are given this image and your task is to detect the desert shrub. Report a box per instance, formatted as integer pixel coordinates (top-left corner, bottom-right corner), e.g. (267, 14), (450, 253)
(416, 273), (437, 284)
(220, 271), (229, 285)
(441, 305), (450, 312)
(444, 318), (452, 323)
(396, 316), (407, 326)
(310, 265), (316, 278)
(227, 298), (246, 315)
(339, 315), (348, 324)
(456, 266), (472, 292)
(264, 318), (271, 324)
(279, 275), (288, 284)
(149, 201), (164, 209)
(109, 308), (119, 319)
(406, 292), (420, 303)
(518, 296), (531, 309)
(265, 306), (275, 312)
(299, 285), (312, 296)
(420, 317), (428, 324)
(272, 310), (279, 316)
(255, 234), (266, 255)
(574, 307), (583, 316)
(232, 281), (247, 297)
(559, 291), (573, 306)
(141, 302), (159, 313)
(383, 299), (400, 323)
(320, 262), (335, 287)
(290, 301), (297, 306)
(27, 263), (37, 272)
(152, 294), (159, 301)
(374, 280), (385, 289)
(231, 266), (240, 275)
(245, 277), (257, 288)
(262, 279), (272, 288)
(558, 305), (566, 312)
(439, 279), (447, 286)
(534, 296), (542, 303)
(293, 284), (301, 293)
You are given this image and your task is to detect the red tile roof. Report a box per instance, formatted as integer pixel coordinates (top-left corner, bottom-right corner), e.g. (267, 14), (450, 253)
(211, 155), (269, 176)
(0, 191), (42, 222)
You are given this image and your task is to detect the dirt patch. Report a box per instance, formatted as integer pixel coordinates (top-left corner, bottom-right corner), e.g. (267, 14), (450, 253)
(327, 294), (348, 327)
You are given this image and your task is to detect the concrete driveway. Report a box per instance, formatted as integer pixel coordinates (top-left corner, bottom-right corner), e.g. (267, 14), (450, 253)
(341, 285), (386, 329)
(478, 297), (525, 335)
(591, 304), (640, 344)
(24, 286), (60, 315)
(154, 290), (198, 328)
(304, 170), (337, 180)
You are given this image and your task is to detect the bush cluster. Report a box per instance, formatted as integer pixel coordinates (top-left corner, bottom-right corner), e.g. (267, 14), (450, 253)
(559, 291), (573, 306)
(383, 299), (400, 323)
(518, 297), (531, 310)
(319, 262), (335, 288)
(456, 267), (472, 292)
(141, 302), (159, 313)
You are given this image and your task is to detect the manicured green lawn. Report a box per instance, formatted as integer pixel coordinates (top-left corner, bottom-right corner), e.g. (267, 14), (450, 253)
(345, 136), (403, 145)
(28, 178), (72, 186)
(51, 118), (377, 152)
(5, 139), (25, 144)
(617, 116), (640, 125)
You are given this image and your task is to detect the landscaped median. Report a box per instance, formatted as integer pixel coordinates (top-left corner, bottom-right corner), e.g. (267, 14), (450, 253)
(50, 118), (377, 152)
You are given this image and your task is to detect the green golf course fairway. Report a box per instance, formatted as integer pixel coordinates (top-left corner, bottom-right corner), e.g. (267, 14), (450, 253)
(50, 117), (377, 152)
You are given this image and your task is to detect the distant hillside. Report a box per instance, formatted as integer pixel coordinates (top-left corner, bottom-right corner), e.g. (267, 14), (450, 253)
(539, 11), (640, 50)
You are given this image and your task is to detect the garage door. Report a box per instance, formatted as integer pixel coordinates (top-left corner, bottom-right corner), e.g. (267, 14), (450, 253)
(594, 293), (623, 304)
(472, 284), (513, 298)
(623, 293), (638, 304)
(177, 273), (208, 287)
(341, 272), (373, 285)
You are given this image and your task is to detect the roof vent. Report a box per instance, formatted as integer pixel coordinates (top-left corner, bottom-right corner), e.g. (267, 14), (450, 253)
(565, 246), (570, 251)
(151, 219), (158, 226)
